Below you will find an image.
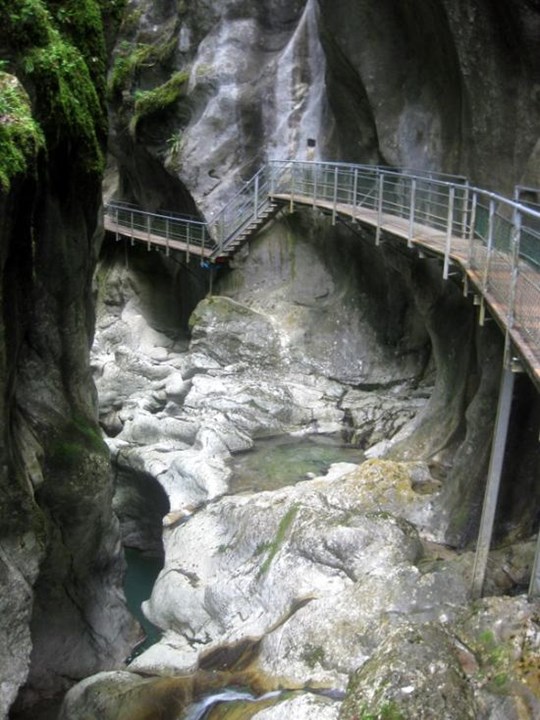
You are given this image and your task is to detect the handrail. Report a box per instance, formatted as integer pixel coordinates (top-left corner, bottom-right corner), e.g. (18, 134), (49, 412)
(104, 160), (540, 387)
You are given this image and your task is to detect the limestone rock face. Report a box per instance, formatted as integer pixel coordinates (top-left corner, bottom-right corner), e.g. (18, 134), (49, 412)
(338, 622), (478, 720)
(131, 460), (464, 684)
(108, 0), (539, 214)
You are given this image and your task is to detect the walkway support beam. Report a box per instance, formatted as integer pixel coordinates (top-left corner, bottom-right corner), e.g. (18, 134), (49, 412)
(471, 364), (515, 599)
(529, 529), (540, 599)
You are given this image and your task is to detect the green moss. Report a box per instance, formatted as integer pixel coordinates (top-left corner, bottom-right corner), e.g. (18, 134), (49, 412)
(2, 0), (53, 49)
(0, 0), (108, 183)
(258, 503), (299, 576)
(301, 644), (326, 669)
(358, 702), (405, 720)
(0, 72), (44, 189)
(52, 0), (107, 90)
(128, 69), (189, 136)
(22, 35), (105, 172)
(47, 413), (108, 470)
(107, 37), (177, 99)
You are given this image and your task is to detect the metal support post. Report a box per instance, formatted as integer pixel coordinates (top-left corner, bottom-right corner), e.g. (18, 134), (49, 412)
(471, 364), (515, 598)
(408, 179), (416, 247)
(332, 166), (338, 225)
(289, 169), (295, 213)
(313, 164), (318, 208)
(461, 182), (470, 239)
(443, 185), (455, 279)
(186, 224), (190, 263)
(529, 530), (540, 599)
(482, 198), (496, 294)
(504, 210), (521, 366)
(376, 173), (384, 246)
(467, 192), (478, 269)
(269, 163), (276, 197)
(130, 212), (134, 246)
(165, 218), (170, 256)
(253, 173), (259, 221)
(352, 168), (358, 220)
(147, 214), (151, 250)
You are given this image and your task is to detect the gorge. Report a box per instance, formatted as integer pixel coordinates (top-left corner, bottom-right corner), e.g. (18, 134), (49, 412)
(1, 1), (540, 719)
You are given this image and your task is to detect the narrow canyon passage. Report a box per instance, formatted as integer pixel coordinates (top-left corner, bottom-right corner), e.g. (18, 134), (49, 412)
(1, 0), (539, 718)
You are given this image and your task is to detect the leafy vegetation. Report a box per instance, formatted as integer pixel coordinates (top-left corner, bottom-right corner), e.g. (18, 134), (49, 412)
(107, 37), (177, 99)
(167, 129), (183, 156)
(129, 70), (189, 136)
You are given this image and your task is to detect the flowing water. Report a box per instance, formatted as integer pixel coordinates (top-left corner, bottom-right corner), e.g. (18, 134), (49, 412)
(228, 434), (364, 494)
(184, 689), (282, 720)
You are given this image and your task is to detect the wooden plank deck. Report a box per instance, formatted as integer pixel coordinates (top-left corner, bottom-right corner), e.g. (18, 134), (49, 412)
(104, 217), (215, 258)
(103, 194), (539, 391)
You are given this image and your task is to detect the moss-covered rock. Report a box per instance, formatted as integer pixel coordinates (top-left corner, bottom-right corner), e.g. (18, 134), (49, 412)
(339, 622), (477, 720)
(0, 71), (44, 190)
(0, 2), (137, 716)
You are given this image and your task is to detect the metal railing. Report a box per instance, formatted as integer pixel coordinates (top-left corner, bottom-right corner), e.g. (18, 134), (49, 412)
(105, 201), (212, 257)
(267, 160), (540, 362)
(210, 164), (277, 254)
(104, 160), (540, 375)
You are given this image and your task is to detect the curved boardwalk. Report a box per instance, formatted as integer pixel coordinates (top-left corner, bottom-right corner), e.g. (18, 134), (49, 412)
(272, 191), (540, 395)
(104, 160), (540, 598)
(105, 161), (540, 393)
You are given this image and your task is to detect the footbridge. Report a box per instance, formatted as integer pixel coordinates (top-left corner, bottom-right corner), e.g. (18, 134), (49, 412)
(104, 160), (540, 598)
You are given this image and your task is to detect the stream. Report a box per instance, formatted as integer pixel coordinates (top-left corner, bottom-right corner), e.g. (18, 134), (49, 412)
(228, 433), (364, 494)
(123, 547), (163, 658)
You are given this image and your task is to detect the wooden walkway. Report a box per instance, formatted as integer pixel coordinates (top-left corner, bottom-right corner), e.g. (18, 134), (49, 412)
(103, 162), (540, 394)
(272, 193), (540, 393)
(103, 216), (214, 258)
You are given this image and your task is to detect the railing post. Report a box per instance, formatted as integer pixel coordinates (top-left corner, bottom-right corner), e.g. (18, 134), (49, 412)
(352, 168), (358, 220)
(186, 223), (190, 263)
(482, 197), (496, 295)
(443, 185), (455, 279)
(201, 224), (206, 258)
(115, 205), (119, 243)
(269, 163), (276, 196)
(253, 172), (259, 221)
(130, 210), (134, 246)
(289, 165), (295, 213)
(467, 191), (478, 270)
(408, 179), (416, 247)
(461, 182), (470, 239)
(332, 165), (338, 225)
(504, 209), (521, 365)
(313, 163), (318, 208)
(147, 214), (151, 251)
(165, 217), (170, 256)
(376, 173), (384, 246)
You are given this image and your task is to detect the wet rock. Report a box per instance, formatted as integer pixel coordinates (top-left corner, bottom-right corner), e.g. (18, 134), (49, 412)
(131, 460), (468, 686)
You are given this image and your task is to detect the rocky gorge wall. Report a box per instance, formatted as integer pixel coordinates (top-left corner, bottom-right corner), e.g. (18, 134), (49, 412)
(0, 2), (137, 718)
(1, 0), (540, 718)
(106, 0), (540, 214)
(84, 207), (540, 718)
